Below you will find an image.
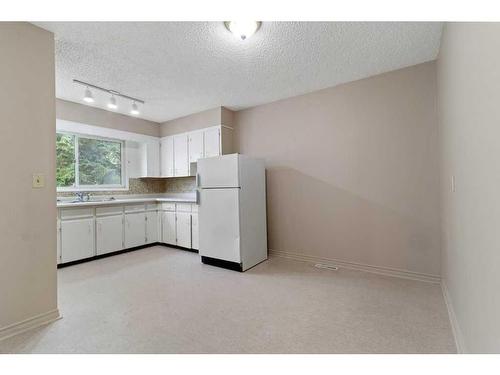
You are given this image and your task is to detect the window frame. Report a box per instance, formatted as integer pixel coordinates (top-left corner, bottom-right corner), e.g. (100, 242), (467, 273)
(56, 131), (128, 192)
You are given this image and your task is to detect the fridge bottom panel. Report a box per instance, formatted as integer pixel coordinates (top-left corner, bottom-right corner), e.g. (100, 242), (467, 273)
(201, 256), (243, 272)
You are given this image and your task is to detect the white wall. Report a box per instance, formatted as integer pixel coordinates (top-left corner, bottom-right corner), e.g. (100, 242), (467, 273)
(0, 23), (59, 336)
(235, 62), (441, 278)
(438, 23), (500, 353)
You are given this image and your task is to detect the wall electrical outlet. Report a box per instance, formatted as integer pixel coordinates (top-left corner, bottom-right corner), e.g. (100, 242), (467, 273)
(32, 173), (45, 188)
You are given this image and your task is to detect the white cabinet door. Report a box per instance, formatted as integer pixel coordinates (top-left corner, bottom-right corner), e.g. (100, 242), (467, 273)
(174, 134), (189, 176)
(204, 127), (220, 158)
(161, 211), (176, 245)
(146, 141), (160, 177)
(176, 212), (192, 248)
(124, 212), (146, 248)
(57, 219), (61, 264)
(126, 141), (142, 179)
(96, 215), (124, 255)
(146, 211), (159, 244)
(61, 218), (95, 263)
(191, 212), (199, 250)
(160, 136), (174, 177)
(188, 131), (204, 163)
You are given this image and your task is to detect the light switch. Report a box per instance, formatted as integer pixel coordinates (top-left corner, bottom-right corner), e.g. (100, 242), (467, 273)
(32, 173), (45, 188)
(451, 175), (456, 193)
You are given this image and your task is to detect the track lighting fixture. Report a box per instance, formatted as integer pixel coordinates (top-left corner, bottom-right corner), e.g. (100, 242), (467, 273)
(74, 79), (144, 117)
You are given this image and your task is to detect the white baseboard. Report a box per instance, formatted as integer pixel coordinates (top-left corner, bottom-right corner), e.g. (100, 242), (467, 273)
(269, 249), (441, 284)
(441, 281), (466, 353)
(0, 309), (61, 342)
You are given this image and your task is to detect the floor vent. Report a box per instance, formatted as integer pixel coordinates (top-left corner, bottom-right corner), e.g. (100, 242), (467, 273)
(314, 263), (339, 271)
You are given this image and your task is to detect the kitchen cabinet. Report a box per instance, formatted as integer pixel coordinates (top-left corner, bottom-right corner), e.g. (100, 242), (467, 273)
(188, 130), (204, 163)
(174, 134), (189, 176)
(96, 215), (124, 255)
(161, 211), (176, 245)
(127, 140), (161, 178)
(191, 212), (199, 250)
(57, 219), (61, 264)
(176, 212), (192, 249)
(61, 218), (95, 263)
(146, 209), (159, 244)
(159, 125), (232, 178)
(145, 141), (160, 177)
(203, 127), (221, 158)
(160, 136), (174, 177)
(126, 141), (142, 179)
(124, 212), (146, 248)
(58, 201), (198, 265)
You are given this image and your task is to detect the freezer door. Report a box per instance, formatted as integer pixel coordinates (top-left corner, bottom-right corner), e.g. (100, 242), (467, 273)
(199, 188), (241, 263)
(197, 153), (239, 188)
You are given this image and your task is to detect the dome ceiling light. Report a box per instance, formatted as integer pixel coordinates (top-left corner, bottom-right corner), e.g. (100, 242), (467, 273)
(224, 21), (262, 40)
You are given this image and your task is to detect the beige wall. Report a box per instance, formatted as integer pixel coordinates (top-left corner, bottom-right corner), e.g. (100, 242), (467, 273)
(57, 99), (160, 137)
(160, 106), (234, 137)
(0, 23), (58, 331)
(437, 23), (500, 353)
(234, 62), (441, 276)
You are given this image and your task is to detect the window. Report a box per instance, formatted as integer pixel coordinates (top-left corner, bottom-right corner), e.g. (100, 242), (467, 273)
(56, 132), (126, 191)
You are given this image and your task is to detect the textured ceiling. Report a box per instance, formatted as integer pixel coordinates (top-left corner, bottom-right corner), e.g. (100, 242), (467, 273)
(34, 22), (443, 123)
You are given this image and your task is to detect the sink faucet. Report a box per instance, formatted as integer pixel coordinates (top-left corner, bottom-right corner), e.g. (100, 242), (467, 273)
(75, 192), (85, 202)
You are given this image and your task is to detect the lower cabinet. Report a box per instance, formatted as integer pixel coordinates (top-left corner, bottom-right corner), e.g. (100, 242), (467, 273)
(176, 212), (192, 248)
(96, 215), (124, 255)
(124, 212), (146, 248)
(58, 202), (198, 265)
(61, 218), (95, 263)
(191, 213), (199, 250)
(146, 210), (159, 244)
(161, 211), (176, 245)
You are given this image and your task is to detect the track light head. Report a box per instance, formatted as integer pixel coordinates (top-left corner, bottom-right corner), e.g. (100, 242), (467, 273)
(107, 95), (118, 110)
(83, 87), (94, 103)
(130, 101), (140, 116)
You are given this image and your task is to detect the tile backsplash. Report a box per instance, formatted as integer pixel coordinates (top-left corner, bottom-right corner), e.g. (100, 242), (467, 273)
(165, 176), (196, 193)
(57, 177), (196, 197)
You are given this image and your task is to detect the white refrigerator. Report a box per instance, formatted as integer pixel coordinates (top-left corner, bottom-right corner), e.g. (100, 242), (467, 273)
(197, 153), (268, 271)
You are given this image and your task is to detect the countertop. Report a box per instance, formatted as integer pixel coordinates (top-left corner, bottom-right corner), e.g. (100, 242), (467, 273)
(57, 194), (197, 208)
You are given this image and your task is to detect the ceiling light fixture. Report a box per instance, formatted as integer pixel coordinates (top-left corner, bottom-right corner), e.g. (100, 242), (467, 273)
(224, 21), (261, 40)
(83, 86), (94, 103)
(130, 101), (140, 116)
(107, 95), (118, 110)
(74, 79), (145, 116)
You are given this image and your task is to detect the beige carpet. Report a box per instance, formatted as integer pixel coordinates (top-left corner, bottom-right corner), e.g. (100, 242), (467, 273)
(0, 246), (456, 353)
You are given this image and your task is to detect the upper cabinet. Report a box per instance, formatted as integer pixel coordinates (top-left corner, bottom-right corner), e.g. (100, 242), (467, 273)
(160, 125), (232, 178)
(127, 140), (161, 178)
(188, 130), (204, 163)
(203, 127), (221, 158)
(160, 136), (174, 177)
(173, 134), (189, 177)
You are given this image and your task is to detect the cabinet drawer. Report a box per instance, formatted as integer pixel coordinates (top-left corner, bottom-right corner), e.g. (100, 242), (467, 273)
(191, 204), (198, 213)
(124, 204), (146, 213)
(96, 206), (123, 216)
(60, 207), (94, 220)
(176, 203), (192, 212)
(161, 203), (176, 211)
(146, 203), (159, 211)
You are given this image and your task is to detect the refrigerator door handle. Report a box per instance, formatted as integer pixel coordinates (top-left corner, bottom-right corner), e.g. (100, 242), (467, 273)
(196, 173), (200, 188)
